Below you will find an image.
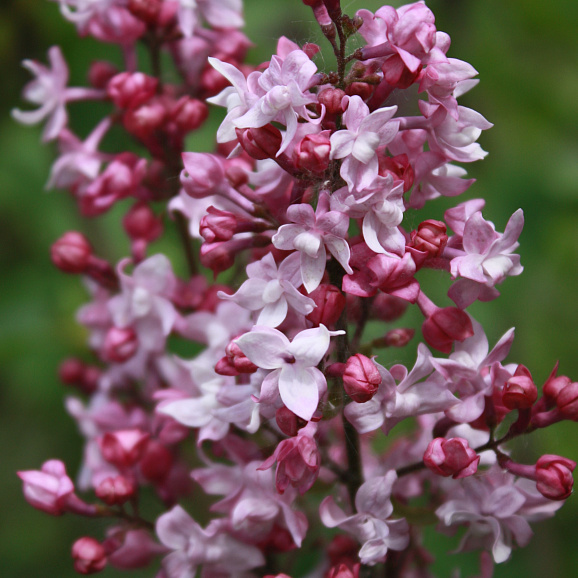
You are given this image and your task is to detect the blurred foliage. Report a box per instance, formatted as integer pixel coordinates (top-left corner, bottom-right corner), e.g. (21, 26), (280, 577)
(1, 0), (577, 576)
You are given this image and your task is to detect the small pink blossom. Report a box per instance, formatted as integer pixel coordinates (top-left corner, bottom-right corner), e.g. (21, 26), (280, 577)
(330, 95), (399, 191)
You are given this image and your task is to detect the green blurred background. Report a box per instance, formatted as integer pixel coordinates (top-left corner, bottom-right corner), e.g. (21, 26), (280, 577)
(1, 0), (577, 576)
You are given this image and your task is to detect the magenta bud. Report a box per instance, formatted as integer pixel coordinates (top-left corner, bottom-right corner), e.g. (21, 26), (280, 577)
(293, 132), (331, 175)
(379, 153), (415, 192)
(383, 328), (414, 348)
(327, 563), (359, 578)
(276, 407), (307, 437)
(72, 537), (107, 575)
(98, 430), (149, 469)
(370, 292), (408, 322)
(503, 365), (538, 410)
(410, 220), (448, 258)
(344, 81), (374, 101)
(542, 363), (571, 401)
(306, 284), (346, 327)
(123, 101), (166, 139)
(123, 203), (163, 242)
(18, 459), (75, 516)
(95, 476), (135, 506)
(423, 437), (479, 479)
(318, 88), (346, 115)
(225, 340), (259, 374)
(127, 0), (163, 23)
(103, 327), (138, 363)
(107, 72), (158, 110)
(557, 382), (578, 421)
(139, 440), (173, 482)
(343, 354), (381, 403)
(59, 358), (86, 386)
(422, 307), (474, 354)
(200, 241), (236, 275)
(88, 61), (118, 89)
(535, 454), (576, 500)
(170, 97), (209, 133)
(51, 232), (93, 274)
(200, 207), (238, 243)
(236, 125), (282, 160)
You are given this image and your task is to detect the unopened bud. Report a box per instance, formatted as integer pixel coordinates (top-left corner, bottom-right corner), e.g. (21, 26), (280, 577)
(139, 440), (173, 482)
(200, 207), (238, 243)
(236, 125), (282, 160)
(422, 307), (474, 354)
(557, 382), (578, 421)
(107, 72), (158, 110)
(88, 61), (118, 89)
(95, 475), (135, 506)
(343, 354), (381, 403)
(51, 232), (92, 274)
(410, 220), (448, 258)
(72, 537), (107, 575)
(306, 284), (346, 327)
(276, 407), (307, 437)
(98, 429), (149, 469)
(225, 340), (259, 373)
(123, 203), (163, 242)
(503, 365), (537, 409)
(103, 327), (138, 363)
(535, 454), (576, 501)
(383, 328), (414, 348)
(318, 88), (345, 115)
(170, 97), (209, 133)
(423, 437), (479, 479)
(370, 292), (408, 322)
(294, 132), (331, 174)
(379, 153), (414, 192)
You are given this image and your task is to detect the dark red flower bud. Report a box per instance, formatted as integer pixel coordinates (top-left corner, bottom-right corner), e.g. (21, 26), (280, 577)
(410, 220), (448, 258)
(170, 97), (209, 133)
(422, 307), (474, 354)
(200, 207), (238, 243)
(318, 88), (346, 115)
(502, 364), (537, 410)
(343, 354), (382, 403)
(383, 328), (414, 348)
(72, 537), (107, 575)
(327, 563), (360, 578)
(123, 203), (163, 242)
(88, 61), (118, 89)
(543, 373), (571, 401)
(306, 284), (346, 327)
(59, 358), (86, 385)
(95, 475), (135, 506)
(276, 407), (307, 437)
(327, 534), (359, 567)
(139, 440), (173, 482)
(370, 292), (408, 322)
(345, 81), (374, 100)
(99, 430), (149, 469)
(123, 102), (166, 140)
(379, 153), (414, 192)
(294, 132), (331, 174)
(224, 340), (259, 374)
(51, 232), (93, 274)
(107, 72), (158, 110)
(423, 437), (479, 479)
(535, 454), (576, 500)
(557, 382), (578, 421)
(236, 125), (282, 160)
(103, 327), (138, 363)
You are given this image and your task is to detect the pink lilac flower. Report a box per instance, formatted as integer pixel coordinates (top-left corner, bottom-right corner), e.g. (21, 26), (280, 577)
(235, 324), (344, 421)
(272, 191), (352, 293)
(218, 252), (316, 327)
(344, 344), (457, 434)
(107, 254), (177, 353)
(13, 46), (71, 141)
(156, 505), (265, 576)
(233, 49), (323, 155)
(46, 118), (111, 190)
(191, 460), (308, 547)
(330, 175), (406, 257)
(176, 0), (244, 38)
(430, 318), (515, 423)
(320, 470), (409, 565)
(449, 209), (524, 289)
(330, 95), (399, 191)
(436, 469), (534, 563)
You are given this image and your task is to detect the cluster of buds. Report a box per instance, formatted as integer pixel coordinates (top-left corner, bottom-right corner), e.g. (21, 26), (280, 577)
(14, 0), (575, 576)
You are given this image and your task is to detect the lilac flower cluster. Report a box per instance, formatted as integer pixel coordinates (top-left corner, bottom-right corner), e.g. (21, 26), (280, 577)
(15, 0), (577, 576)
